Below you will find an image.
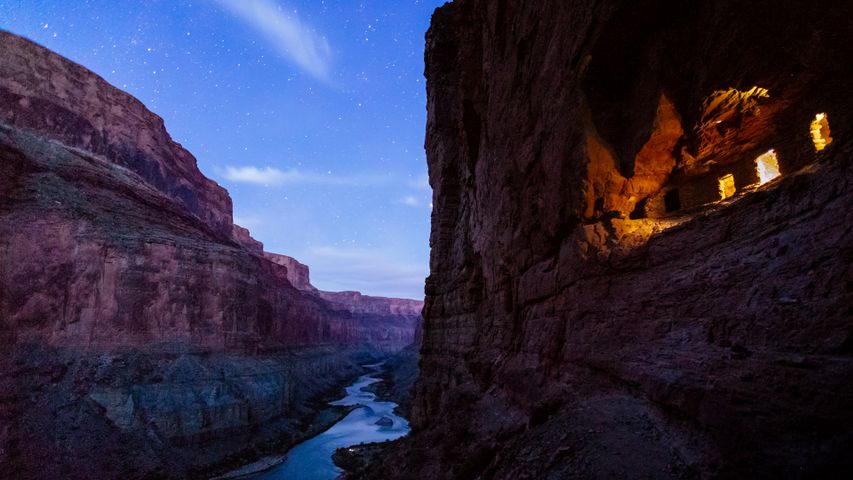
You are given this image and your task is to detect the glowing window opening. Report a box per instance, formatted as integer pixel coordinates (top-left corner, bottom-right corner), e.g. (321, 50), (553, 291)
(810, 113), (832, 151)
(755, 149), (781, 184)
(718, 174), (736, 200)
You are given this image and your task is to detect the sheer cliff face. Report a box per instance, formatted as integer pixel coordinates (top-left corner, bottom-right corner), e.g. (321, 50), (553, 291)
(384, 1), (853, 479)
(265, 252), (318, 292)
(0, 30), (233, 234)
(0, 31), (421, 352)
(0, 123), (415, 351)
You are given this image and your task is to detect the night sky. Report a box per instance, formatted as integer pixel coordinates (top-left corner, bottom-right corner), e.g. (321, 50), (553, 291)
(0, 0), (446, 299)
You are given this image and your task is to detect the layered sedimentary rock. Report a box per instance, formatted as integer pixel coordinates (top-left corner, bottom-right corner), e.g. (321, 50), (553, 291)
(233, 224), (264, 254)
(0, 31), (421, 479)
(318, 291), (423, 316)
(264, 252), (317, 292)
(0, 116), (418, 352)
(0, 30), (233, 234)
(367, 1), (853, 479)
(316, 292), (424, 351)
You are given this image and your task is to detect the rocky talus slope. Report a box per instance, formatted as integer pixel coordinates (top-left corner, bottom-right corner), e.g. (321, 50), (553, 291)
(0, 30), (421, 479)
(364, 1), (853, 479)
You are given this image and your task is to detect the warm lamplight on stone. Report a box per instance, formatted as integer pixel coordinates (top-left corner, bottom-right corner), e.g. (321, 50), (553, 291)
(810, 113), (832, 151)
(718, 174), (736, 200)
(756, 149), (781, 184)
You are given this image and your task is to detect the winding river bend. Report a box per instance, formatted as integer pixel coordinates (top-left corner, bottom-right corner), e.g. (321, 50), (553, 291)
(253, 364), (410, 480)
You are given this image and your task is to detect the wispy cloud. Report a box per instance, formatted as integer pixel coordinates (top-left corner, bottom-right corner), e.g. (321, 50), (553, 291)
(400, 195), (432, 209)
(213, 0), (332, 81)
(220, 166), (388, 187)
(222, 166), (290, 185)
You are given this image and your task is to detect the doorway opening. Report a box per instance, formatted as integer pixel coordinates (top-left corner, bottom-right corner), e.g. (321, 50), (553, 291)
(664, 189), (681, 212)
(810, 113), (832, 151)
(718, 174), (736, 200)
(755, 149), (781, 184)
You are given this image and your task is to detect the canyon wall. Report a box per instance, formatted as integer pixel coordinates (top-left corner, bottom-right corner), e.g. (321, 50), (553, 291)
(0, 31), (421, 479)
(0, 30), (233, 234)
(265, 252), (317, 292)
(366, 1), (853, 479)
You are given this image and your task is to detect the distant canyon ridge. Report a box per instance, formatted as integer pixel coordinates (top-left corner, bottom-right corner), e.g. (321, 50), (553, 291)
(0, 29), (421, 479)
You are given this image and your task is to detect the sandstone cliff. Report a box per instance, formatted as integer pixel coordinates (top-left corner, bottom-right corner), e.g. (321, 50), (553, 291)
(0, 30), (421, 479)
(0, 30), (233, 234)
(0, 121), (419, 352)
(264, 253), (424, 351)
(264, 252), (317, 292)
(0, 28), (422, 353)
(365, 1), (853, 479)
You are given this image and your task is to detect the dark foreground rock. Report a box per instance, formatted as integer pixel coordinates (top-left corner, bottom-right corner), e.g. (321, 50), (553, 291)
(375, 417), (394, 428)
(365, 1), (853, 479)
(334, 443), (388, 478)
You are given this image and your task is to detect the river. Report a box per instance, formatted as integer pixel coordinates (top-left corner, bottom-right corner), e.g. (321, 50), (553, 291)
(251, 364), (410, 480)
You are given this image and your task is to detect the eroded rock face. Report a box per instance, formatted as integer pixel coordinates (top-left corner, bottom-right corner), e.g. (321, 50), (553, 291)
(233, 224), (264, 254)
(0, 124), (419, 352)
(264, 252), (317, 292)
(260, 255), (424, 350)
(0, 30), (234, 234)
(0, 31), (422, 353)
(263, 252), (425, 318)
(365, 1), (853, 479)
(0, 31), (422, 479)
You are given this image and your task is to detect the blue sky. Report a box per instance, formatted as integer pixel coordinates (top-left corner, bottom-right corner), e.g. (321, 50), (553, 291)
(0, 0), (445, 299)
